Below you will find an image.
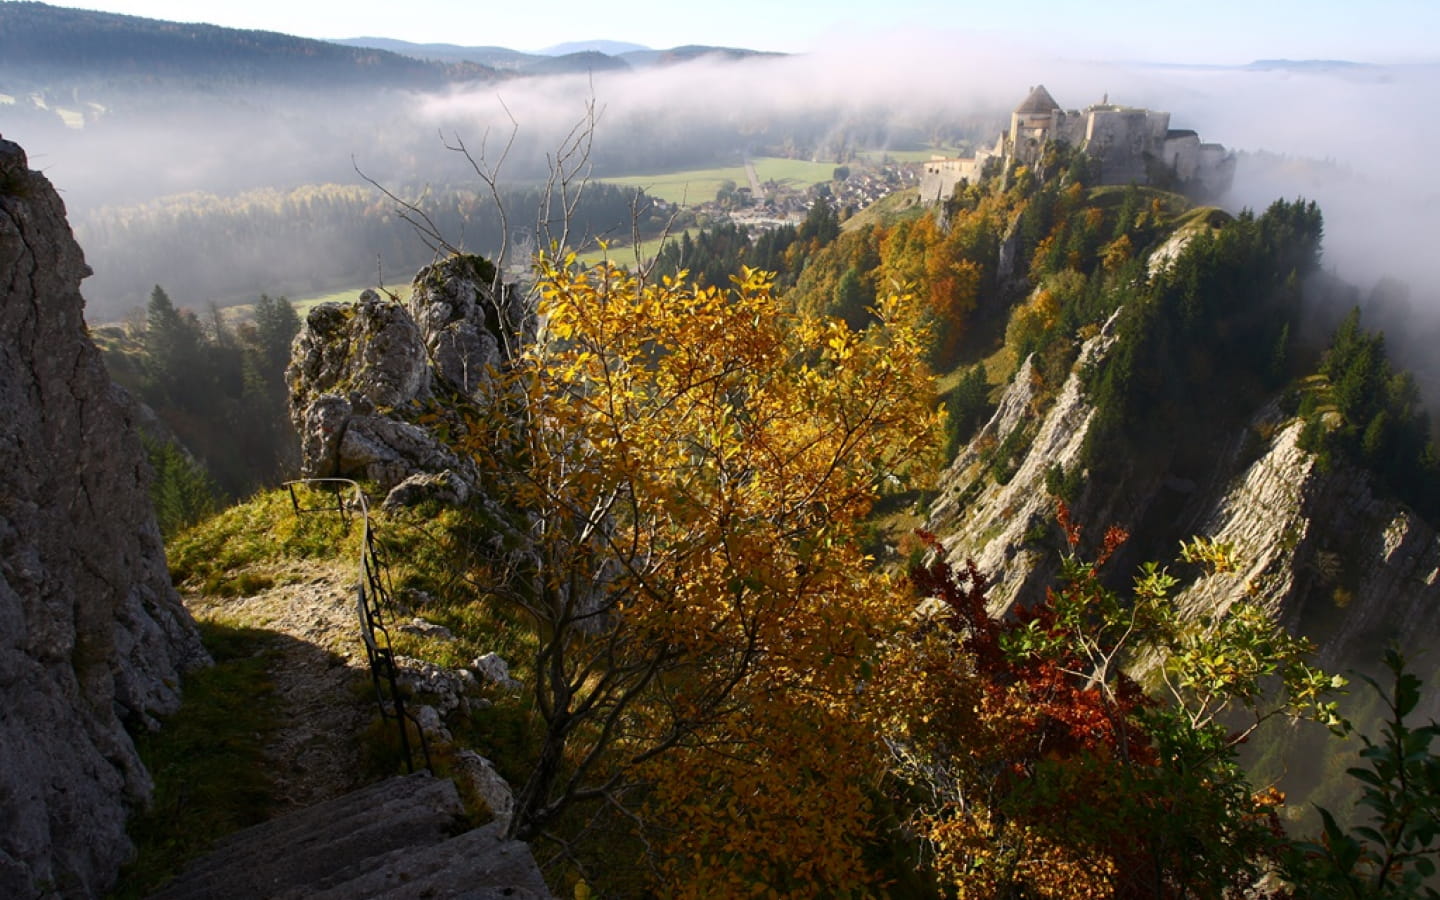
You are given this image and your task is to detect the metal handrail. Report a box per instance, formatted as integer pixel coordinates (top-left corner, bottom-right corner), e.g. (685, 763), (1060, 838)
(285, 478), (429, 773)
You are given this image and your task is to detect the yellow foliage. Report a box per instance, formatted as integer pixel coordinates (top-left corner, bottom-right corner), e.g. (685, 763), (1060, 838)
(470, 257), (942, 892)
(1004, 285), (1062, 355)
(1101, 233), (1134, 271)
(924, 811), (1118, 900)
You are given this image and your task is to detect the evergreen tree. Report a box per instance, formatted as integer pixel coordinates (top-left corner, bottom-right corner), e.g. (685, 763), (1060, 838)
(832, 266), (869, 330)
(143, 284), (203, 407)
(252, 293), (300, 376)
(142, 434), (218, 538)
(798, 195), (839, 245)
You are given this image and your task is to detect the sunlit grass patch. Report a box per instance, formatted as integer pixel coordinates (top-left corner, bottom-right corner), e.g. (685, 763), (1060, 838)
(166, 487), (354, 591)
(600, 157), (839, 206)
(749, 157), (836, 187)
(601, 167), (746, 206)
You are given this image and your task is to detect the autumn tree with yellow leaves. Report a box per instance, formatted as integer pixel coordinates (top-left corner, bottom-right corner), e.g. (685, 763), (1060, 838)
(460, 257), (940, 892)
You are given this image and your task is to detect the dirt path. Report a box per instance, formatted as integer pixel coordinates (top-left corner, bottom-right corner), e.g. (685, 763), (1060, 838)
(184, 559), (376, 813)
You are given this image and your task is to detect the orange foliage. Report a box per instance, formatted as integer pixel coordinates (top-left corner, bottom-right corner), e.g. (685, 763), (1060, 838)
(473, 258), (942, 894)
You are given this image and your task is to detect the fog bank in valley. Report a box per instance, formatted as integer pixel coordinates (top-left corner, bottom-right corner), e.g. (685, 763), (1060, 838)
(8, 27), (1438, 369)
(419, 35), (1440, 307)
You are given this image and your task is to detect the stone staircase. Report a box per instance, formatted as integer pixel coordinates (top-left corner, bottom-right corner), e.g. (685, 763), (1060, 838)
(146, 771), (551, 899)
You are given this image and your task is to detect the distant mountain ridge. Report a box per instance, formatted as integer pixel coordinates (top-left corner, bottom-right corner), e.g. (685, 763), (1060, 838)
(0, 2), (780, 91)
(537, 39), (649, 57)
(331, 37), (538, 70)
(0, 1), (498, 89)
(333, 36), (783, 75)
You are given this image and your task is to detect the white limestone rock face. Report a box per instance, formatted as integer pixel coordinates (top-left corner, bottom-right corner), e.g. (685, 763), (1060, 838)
(926, 302), (1440, 719)
(0, 135), (208, 899)
(289, 293), (431, 412)
(287, 257), (532, 503)
(926, 310), (1122, 613)
(452, 750), (517, 832)
(1175, 417), (1440, 691)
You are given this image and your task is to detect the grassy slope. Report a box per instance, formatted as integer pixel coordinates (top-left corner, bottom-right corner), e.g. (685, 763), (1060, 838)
(165, 485), (542, 789)
(841, 187), (925, 232)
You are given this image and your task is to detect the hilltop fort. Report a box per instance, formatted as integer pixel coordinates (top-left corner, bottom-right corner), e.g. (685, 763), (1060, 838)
(922, 84), (1236, 202)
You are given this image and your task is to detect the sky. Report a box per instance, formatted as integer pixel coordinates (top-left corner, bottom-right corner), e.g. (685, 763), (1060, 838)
(24, 0), (1440, 63)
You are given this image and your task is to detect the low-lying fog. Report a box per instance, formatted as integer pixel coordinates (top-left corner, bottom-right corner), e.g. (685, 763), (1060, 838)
(6, 29), (1438, 381)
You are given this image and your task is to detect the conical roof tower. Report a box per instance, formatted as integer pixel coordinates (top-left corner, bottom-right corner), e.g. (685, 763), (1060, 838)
(1015, 84), (1061, 115)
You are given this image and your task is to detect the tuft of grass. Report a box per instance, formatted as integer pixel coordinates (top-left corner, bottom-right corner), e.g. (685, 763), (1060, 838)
(167, 487), (354, 589)
(112, 622), (283, 898)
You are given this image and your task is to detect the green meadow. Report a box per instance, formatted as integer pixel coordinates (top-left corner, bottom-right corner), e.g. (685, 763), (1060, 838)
(601, 157), (837, 205)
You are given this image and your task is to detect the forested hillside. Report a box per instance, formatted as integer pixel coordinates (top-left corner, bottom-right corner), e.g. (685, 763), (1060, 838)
(49, 53), (1433, 887)
(10, 5), (1439, 897)
(95, 287), (300, 527)
(488, 146), (1438, 893)
(0, 1), (496, 89)
(76, 181), (670, 318)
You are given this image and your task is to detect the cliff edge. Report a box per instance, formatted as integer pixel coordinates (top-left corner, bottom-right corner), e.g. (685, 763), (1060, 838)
(0, 135), (207, 898)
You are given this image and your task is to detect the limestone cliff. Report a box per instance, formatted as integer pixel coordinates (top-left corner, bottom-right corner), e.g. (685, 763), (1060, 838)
(0, 136), (207, 898)
(1174, 416), (1440, 685)
(927, 309), (1130, 612)
(925, 270), (1440, 733)
(929, 328), (1440, 669)
(288, 254), (532, 507)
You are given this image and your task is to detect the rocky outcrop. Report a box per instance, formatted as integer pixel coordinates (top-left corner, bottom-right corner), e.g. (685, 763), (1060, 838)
(0, 136), (207, 898)
(410, 253), (532, 398)
(926, 299), (1440, 732)
(288, 256), (532, 506)
(927, 310), (1122, 612)
(924, 292), (1440, 807)
(930, 305), (1440, 685)
(1175, 416), (1440, 685)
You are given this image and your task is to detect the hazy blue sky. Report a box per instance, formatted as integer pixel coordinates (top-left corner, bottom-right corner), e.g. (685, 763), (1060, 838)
(27, 0), (1440, 63)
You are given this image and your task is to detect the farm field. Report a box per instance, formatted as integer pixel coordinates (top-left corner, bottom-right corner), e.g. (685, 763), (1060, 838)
(855, 147), (967, 164)
(601, 166), (745, 205)
(601, 157), (837, 205)
(576, 230), (689, 267)
(750, 157), (839, 185)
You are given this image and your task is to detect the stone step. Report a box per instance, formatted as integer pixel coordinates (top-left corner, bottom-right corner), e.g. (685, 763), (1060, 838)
(297, 821), (551, 900)
(146, 772), (466, 900)
(200, 770), (450, 860)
